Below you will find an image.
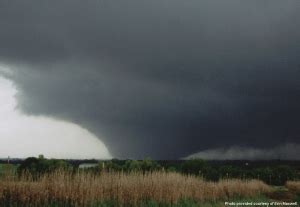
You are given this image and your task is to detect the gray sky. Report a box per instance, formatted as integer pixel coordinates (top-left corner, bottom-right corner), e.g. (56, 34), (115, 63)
(0, 0), (300, 159)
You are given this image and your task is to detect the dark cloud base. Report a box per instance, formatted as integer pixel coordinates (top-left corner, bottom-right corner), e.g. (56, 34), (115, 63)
(1, 0), (300, 159)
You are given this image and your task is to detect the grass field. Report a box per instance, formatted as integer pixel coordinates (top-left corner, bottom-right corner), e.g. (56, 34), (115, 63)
(0, 164), (299, 206)
(0, 170), (272, 207)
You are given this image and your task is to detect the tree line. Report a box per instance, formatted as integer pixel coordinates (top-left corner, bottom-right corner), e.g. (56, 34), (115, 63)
(16, 156), (300, 186)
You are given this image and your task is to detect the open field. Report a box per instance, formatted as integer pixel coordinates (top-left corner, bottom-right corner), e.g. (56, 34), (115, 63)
(0, 159), (299, 206)
(0, 170), (272, 207)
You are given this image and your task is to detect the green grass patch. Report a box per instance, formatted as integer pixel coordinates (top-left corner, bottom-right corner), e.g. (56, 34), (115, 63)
(0, 164), (18, 177)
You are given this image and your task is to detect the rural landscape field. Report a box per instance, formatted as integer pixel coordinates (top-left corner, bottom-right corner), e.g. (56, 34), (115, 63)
(0, 158), (299, 206)
(1, 0), (300, 206)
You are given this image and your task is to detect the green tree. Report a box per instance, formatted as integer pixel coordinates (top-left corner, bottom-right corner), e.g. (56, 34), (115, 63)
(181, 159), (208, 176)
(18, 156), (71, 177)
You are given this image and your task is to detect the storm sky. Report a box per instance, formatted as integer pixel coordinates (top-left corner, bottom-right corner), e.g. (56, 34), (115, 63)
(0, 76), (112, 159)
(1, 0), (300, 159)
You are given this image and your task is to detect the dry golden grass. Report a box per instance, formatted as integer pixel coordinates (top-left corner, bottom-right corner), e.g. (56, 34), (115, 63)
(286, 181), (300, 193)
(0, 171), (271, 206)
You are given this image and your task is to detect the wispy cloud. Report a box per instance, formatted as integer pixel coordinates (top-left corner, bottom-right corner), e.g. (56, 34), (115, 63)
(185, 143), (300, 160)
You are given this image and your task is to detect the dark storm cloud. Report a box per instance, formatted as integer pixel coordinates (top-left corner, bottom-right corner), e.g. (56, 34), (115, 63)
(1, 0), (300, 159)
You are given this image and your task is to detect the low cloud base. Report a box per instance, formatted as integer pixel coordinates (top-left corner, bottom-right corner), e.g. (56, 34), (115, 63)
(185, 143), (300, 160)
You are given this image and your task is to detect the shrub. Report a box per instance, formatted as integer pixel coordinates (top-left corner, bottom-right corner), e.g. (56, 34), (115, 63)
(181, 159), (208, 176)
(286, 181), (300, 193)
(17, 156), (71, 177)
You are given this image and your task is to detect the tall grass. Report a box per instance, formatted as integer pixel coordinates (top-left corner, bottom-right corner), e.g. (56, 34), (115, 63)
(286, 181), (300, 193)
(0, 170), (270, 206)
